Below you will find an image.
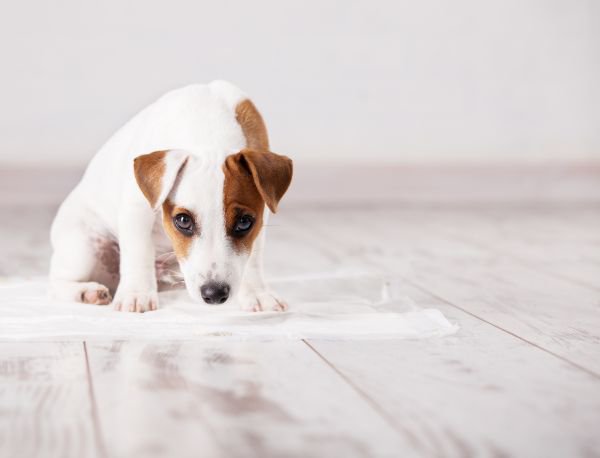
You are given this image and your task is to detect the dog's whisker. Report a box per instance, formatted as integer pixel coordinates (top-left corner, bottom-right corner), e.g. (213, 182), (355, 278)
(163, 268), (183, 274)
(157, 251), (176, 257)
(156, 252), (176, 261)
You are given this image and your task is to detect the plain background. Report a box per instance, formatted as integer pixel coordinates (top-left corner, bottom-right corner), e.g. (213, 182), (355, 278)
(0, 0), (598, 168)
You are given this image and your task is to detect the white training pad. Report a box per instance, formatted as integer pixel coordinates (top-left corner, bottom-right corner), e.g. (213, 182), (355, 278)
(0, 275), (458, 340)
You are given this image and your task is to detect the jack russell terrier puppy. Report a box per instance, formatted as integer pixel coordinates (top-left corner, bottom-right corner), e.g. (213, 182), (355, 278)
(49, 81), (293, 313)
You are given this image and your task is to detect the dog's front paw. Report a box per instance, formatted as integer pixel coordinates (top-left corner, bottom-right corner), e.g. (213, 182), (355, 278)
(112, 290), (158, 313)
(239, 290), (288, 312)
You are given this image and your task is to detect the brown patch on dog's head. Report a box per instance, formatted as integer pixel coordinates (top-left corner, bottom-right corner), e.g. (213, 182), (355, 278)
(235, 99), (269, 152)
(223, 154), (265, 253)
(223, 149), (293, 253)
(161, 200), (197, 260)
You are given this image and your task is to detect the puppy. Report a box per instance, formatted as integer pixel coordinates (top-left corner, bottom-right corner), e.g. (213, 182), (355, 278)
(49, 81), (292, 312)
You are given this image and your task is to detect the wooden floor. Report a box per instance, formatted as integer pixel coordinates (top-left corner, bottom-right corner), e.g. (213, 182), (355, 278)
(1, 203), (599, 457)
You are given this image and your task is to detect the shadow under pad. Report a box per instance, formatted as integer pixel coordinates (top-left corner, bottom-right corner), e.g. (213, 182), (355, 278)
(0, 275), (458, 340)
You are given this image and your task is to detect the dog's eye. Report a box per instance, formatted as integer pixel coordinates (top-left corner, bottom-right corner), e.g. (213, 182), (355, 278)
(173, 213), (194, 235)
(233, 215), (254, 235)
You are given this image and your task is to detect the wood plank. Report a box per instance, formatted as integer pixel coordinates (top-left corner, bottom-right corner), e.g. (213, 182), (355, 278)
(286, 209), (600, 375)
(85, 341), (407, 458)
(0, 203), (55, 277)
(307, 299), (600, 457)
(0, 342), (102, 458)
(406, 258), (600, 375)
(430, 207), (600, 291)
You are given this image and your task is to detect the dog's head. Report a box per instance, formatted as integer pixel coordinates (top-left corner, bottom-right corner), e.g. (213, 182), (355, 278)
(133, 148), (292, 304)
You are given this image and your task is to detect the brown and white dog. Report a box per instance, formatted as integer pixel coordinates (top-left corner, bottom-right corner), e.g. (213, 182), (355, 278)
(49, 81), (293, 312)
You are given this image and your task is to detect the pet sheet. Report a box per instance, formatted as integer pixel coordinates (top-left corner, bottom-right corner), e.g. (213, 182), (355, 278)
(0, 274), (458, 340)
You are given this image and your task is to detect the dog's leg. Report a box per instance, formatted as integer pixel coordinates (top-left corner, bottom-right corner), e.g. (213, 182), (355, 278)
(49, 197), (112, 305)
(111, 202), (158, 312)
(238, 216), (287, 312)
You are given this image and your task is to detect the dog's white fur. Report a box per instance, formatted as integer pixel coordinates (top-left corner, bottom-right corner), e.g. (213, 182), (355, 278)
(49, 81), (286, 312)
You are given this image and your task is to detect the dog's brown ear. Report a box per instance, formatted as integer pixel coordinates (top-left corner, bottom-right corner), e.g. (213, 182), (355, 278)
(233, 149), (293, 213)
(133, 150), (188, 210)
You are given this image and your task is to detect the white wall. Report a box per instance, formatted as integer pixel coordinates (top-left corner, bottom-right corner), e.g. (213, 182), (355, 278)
(0, 0), (598, 167)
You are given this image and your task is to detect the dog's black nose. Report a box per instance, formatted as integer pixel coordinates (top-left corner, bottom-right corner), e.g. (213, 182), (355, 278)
(200, 282), (230, 305)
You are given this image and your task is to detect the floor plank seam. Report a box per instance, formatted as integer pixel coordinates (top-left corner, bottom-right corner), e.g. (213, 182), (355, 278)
(83, 342), (110, 458)
(287, 212), (599, 378)
(400, 277), (600, 380)
(441, 229), (600, 293)
(302, 339), (413, 441)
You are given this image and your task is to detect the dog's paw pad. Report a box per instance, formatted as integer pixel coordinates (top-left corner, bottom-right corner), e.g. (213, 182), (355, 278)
(81, 285), (112, 305)
(112, 291), (158, 313)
